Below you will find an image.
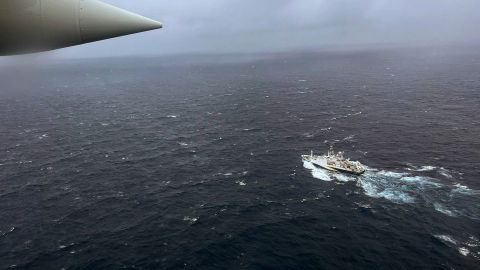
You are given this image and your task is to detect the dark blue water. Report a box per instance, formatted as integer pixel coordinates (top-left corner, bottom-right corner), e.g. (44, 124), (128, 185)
(1, 48), (479, 269)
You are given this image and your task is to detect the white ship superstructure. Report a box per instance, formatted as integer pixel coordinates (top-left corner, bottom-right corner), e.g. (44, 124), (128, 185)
(302, 149), (366, 175)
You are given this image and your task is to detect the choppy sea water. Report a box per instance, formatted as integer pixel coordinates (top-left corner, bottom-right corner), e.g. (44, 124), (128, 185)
(1, 49), (479, 269)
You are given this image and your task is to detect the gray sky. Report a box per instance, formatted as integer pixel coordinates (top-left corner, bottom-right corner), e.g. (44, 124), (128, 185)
(34, 0), (480, 57)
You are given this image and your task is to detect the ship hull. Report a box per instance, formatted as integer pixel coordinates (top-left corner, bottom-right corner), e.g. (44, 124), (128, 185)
(330, 166), (365, 176)
(302, 155), (365, 176)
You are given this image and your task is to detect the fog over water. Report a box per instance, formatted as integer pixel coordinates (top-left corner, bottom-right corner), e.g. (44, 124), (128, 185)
(51, 0), (480, 57)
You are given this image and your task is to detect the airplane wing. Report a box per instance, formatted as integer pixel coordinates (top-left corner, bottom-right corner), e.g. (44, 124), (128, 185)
(0, 0), (162, 56)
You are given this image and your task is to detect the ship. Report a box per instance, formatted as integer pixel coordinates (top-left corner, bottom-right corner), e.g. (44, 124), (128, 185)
(302, 149), (366, 175)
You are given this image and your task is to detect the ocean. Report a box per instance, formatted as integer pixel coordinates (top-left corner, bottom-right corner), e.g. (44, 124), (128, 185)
(0, 48), (479, 269)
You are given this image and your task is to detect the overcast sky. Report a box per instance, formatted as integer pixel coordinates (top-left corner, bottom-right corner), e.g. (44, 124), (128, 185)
(33, 0), (480, 57)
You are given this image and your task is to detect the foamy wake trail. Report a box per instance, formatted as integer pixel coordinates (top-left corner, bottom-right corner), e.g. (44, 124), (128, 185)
(357, 170), (421, 204)
(358, 169), (447, 203)
(358, 169), (479, 219)
(303, 161), (480, 219)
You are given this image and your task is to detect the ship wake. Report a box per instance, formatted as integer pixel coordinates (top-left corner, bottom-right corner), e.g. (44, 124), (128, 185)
(303, 161), (480, 220)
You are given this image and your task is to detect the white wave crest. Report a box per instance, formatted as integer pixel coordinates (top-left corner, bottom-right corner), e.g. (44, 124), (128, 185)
(434, 234), (480, 261)
(466, 236), (480, 248)
(236, 180), (247, 186)
(415, 165), (437, 172)
(459, 247), (470, 256)
(433, 203), (457, 217)
(438, 167), (454, 179)
(451, 183), (479, 195)
(183, 216), (198, 224)
(435, 234), (458, 245)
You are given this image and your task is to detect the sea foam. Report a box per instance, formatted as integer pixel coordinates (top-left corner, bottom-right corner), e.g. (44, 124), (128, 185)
(302, 158), (479, 219)
(303, 161), (332, 181)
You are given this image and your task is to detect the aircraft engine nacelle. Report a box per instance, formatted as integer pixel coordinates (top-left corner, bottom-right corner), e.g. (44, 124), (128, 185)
(0, 0), (162, 56)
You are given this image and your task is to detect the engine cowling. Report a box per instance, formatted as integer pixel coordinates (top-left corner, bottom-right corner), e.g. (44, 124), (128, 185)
(0, 0), (162, 55)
